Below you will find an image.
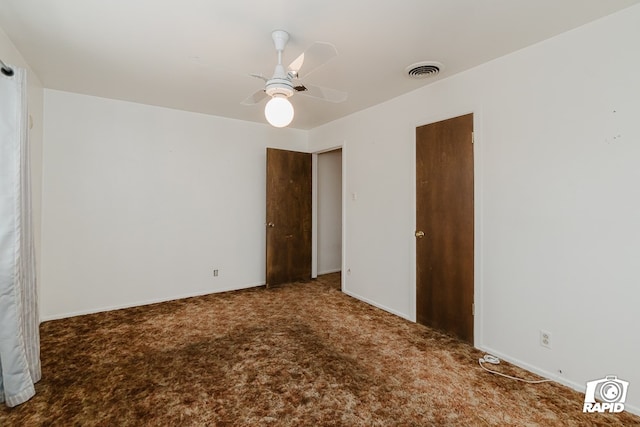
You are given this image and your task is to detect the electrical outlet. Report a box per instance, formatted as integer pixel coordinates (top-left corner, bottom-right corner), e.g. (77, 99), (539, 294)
(540, 330), (552, 349)
(213, 269), (219, 277)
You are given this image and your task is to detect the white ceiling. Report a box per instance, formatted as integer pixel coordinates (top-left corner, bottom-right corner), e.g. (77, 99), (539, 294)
(1, 1), (639, 129)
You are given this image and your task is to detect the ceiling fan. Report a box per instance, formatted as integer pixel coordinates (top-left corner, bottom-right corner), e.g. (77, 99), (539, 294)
(241, 30), (347, 127)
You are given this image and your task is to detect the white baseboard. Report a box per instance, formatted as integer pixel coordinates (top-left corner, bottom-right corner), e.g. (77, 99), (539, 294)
(40, 281), (265, 322)
(477, 345), (640, 417)
(342, 289), (411, 321)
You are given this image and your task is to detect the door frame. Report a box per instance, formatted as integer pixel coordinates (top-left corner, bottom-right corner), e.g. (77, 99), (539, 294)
(311, 142), (346, 291)
(411, 109), (484, 345)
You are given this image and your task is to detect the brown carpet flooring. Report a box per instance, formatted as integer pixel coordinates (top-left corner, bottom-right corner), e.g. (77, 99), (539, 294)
(1, 273), (638, 426)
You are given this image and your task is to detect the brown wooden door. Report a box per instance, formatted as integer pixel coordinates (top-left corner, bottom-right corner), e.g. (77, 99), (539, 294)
(266, 148), (312, 287)
(416, 114), (474, 344)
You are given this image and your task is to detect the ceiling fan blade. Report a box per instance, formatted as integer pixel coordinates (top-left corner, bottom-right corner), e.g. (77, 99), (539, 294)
(241, 89), (268, 105)
(249, 73), (268, 82)
(297, 83), (347, 103)
(288, 42), (338, 78)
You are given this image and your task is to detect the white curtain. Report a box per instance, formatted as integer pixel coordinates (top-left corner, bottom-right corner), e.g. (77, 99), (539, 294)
(0, 65), (41, 407)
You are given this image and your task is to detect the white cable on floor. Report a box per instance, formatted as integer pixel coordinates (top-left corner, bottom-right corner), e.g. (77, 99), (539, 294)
(479, 355), (553, 384)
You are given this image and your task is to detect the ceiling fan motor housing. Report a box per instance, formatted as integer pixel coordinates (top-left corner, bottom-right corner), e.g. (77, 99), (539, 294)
(265, 78), (294, 98)
(266, 63), (294, 98)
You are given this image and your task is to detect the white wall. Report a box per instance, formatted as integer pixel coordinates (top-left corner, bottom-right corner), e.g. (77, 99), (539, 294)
(317, 149), (342, 274)
(41, 90), (307, 319)
(309, 5), (640, 414)
(0, 26), (44, 291)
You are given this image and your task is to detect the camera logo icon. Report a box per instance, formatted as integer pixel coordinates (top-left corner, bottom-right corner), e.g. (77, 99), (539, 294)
(583, 375), (629, 413)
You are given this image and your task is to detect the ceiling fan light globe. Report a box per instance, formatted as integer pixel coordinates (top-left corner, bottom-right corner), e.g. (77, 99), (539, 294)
(265, 96), (294, 128)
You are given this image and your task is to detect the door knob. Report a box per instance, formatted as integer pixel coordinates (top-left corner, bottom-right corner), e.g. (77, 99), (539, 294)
(267, 222), (275, 228)
(415, 230), (425, 239)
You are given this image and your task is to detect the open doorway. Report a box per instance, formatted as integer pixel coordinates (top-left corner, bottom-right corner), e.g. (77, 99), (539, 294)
(313, 148), (343, 289)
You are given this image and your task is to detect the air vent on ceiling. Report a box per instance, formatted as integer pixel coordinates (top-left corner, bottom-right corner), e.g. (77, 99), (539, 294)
(405, 61), (442, 79)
